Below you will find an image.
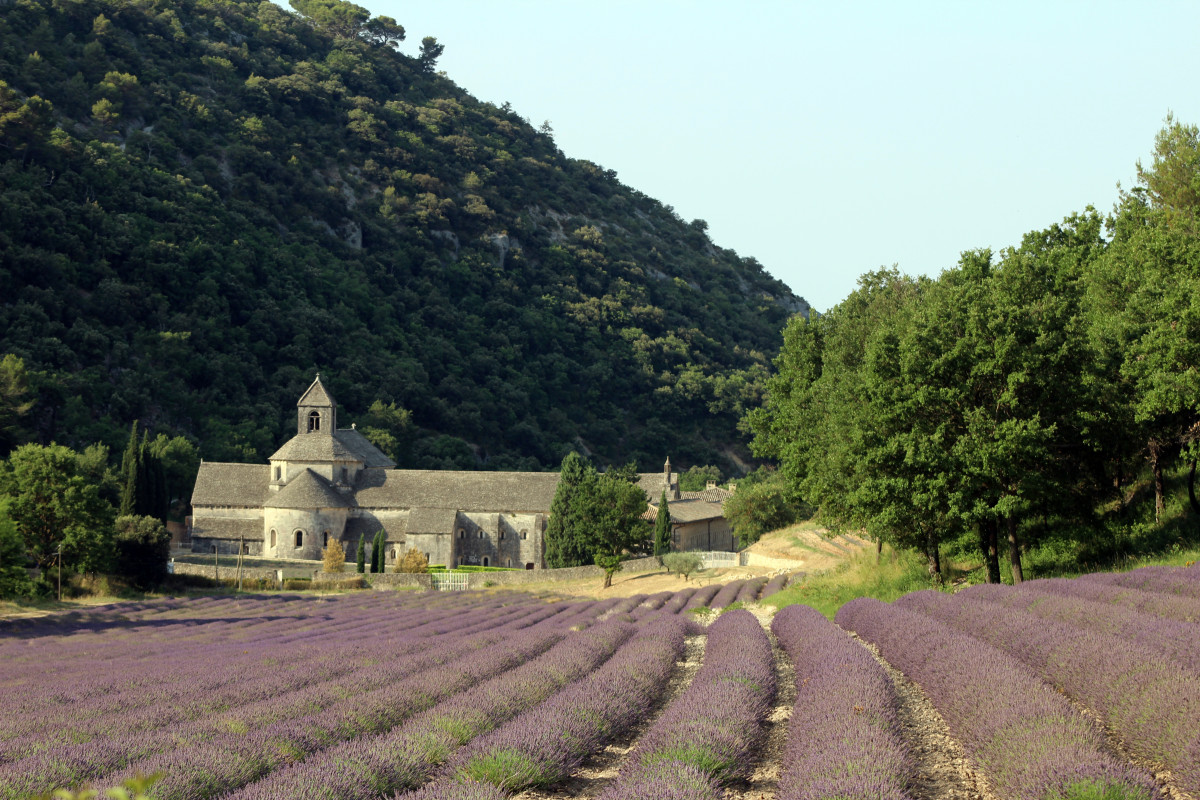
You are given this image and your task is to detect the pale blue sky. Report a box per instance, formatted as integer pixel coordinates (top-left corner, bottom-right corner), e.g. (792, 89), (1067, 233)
(367, 0), (1199, 312)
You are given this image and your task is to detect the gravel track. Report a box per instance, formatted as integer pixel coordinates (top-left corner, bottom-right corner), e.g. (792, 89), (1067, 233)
(510, 631), (707, 800)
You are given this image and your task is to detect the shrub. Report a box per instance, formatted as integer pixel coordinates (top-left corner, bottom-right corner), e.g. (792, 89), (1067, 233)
(663, 552), (703, 581)
(282, 578), (312, 591)
(113, 514), (171, 590)
(311, 575), (366, 591)
(322, 539), (346, 573)
(395, 547), (430, 574)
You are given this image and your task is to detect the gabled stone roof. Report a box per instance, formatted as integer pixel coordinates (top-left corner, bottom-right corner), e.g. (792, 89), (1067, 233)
(336, 428), (394, 468)
(407, 507), (459, 535)
(681, 487), (732, 503)
(637, 472), (677, 498)
(189, 517), (262, 541)
(354, 470), (561, 512)
(268, 432), (360, 463)
(647, 497), (727, 524)
(267, 428), (394, 467)
(192, 463), (271, 507)
(264, 469), (354, 509)
(667, 498), (726, 523)
(297, 375), (335, 407)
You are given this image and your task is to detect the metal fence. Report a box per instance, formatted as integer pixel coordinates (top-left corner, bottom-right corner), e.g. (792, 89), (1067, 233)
(694, 551), (738, 568)
(431, 572), (470, 592)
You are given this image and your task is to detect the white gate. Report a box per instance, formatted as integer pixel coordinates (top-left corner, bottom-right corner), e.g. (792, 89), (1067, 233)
(431, 572), (469, 591)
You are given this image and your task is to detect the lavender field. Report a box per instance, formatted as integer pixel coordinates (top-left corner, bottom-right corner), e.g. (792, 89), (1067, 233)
(2, 565), (1198, 800)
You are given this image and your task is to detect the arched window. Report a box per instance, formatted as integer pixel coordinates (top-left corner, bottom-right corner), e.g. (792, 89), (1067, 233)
(323, 531), (329, 547)
(520, 530), (528, 540)
(477, 530), (484, 539)
(294, 530), (304, 548)
(482, 557), (489, 567)
(307, 410), (321, 432)
(270, 529), (276, 548)
(457, 529), (464, 539)
(499, 530), (505, 540)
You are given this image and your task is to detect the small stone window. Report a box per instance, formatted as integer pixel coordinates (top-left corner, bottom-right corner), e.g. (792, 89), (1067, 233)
(425, 552), (430, 562)
(294, 530), (304, 548)
(525, 563), (534, 570)
(499, 530), (505, 540)
(457, 529), (464, 539)
(323, 531), (329, 547)
(273, 465), (281, 481)
(482, 557), (489, 567)
(308, 410), (321, 432)
(478, 530), (484, 539)
(270, 529), (277, 548)
(341, 466), (348, 483)
(520, 530), (528, 540)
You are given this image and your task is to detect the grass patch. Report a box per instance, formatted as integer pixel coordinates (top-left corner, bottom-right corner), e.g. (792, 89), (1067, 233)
(765, 546), (942, 619)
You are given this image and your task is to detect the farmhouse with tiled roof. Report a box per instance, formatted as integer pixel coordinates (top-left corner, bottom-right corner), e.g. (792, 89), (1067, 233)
(190, 376), (734, 568)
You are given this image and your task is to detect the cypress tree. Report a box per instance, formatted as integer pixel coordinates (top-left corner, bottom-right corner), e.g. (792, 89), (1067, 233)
(119, 421), (140, 517)
(371, 529), (384, 573)
(544, 452), (590, 568)
(654, 490), (671, 564)
(356, 533), (366, 573)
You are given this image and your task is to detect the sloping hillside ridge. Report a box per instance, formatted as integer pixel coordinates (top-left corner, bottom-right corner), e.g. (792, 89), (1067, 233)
(0, 0), (809, 472)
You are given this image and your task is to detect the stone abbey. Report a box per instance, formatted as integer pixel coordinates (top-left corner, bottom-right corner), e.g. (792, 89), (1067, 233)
(189, 376), (734, 568)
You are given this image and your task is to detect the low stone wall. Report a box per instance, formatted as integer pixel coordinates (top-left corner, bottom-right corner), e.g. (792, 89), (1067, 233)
(171, 562), (280, 583)
(356, 573), (433, 590)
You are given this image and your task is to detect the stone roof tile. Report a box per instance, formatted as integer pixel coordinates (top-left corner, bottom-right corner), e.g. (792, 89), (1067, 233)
(297, 375), (336, 407)
(191, 463), (270, 507)
(264, 469), (354, 509)
(190, 517), (262, 541)
(354, 470), (561, 512)
(407, 507), (459, 534)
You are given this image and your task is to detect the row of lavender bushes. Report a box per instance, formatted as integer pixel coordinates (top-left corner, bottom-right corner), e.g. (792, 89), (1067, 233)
(949, 581), (1200, 674)
(1023, 575), (1200, 622)
(0, 602), (556, 762)
(222, 620), (635, 800)
(840, 596), (1161, 800)
(893, 586), (1200, 795)
(0, 599), (583, 795)
(771, 603), (912, 800)
(3, 626), (568, 800)
(403, 617), (689, 798)
(596, 609), (775, 800)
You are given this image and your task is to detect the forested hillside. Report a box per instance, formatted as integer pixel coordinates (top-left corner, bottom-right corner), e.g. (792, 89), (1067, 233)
(0, 0), (807, 471)
(748, 117), (1200, 581)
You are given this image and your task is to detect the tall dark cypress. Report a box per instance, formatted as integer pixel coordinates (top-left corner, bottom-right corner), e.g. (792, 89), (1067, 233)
(119, 421), (140, 518)
(356, 534), (366, 573)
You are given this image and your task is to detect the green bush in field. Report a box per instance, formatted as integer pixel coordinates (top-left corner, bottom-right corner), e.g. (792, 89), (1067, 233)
(664, 552), (703, 580)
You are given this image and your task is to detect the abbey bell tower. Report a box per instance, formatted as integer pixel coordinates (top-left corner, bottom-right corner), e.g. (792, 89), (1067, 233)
(297, 374), (337, 435)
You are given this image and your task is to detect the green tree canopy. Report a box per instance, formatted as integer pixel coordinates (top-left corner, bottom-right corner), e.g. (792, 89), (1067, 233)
(0, 443), (115, 574)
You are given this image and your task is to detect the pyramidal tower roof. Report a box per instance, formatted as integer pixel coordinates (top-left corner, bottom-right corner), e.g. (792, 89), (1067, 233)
(298, 374), (336, 408)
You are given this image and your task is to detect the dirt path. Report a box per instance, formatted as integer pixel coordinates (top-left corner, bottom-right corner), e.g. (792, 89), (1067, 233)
(511, 630), (707, 800)
(854, 635), (1000, 800)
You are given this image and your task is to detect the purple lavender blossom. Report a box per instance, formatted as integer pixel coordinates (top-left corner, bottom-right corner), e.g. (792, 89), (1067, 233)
(838, 597), (1160, 800)
(771, 603), (913, 800)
